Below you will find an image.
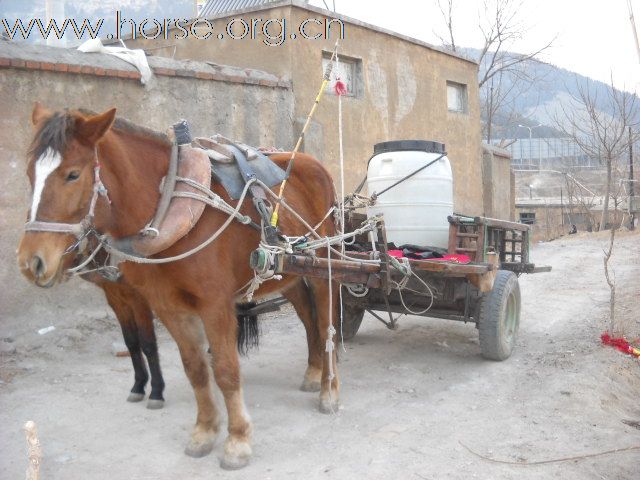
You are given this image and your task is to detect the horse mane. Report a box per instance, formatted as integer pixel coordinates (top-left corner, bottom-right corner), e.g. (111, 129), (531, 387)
(28, 111), (72, 160)
(29, 108), (170, 160)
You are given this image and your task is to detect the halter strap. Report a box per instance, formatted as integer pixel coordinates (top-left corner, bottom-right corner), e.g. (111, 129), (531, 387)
(23, 148), (108, 239)
(24, 220), (86, 237)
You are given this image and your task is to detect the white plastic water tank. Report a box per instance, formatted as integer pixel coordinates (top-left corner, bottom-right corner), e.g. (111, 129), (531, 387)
(367, 140), (453, 249)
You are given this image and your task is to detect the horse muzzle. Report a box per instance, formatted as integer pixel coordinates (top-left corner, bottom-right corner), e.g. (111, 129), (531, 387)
(18, 252), (61, 288)
(17, 234), (70, 288)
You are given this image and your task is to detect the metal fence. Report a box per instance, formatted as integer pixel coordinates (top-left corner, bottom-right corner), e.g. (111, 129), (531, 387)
(494, 138), (594, 170)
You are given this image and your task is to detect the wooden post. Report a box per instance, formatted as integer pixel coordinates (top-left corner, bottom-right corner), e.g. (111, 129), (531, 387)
(24, 421), (41, 480)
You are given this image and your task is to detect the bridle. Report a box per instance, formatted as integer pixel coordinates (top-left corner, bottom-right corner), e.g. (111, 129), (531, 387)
(23, 148), (112, 270)
(24, 147), (109, 237)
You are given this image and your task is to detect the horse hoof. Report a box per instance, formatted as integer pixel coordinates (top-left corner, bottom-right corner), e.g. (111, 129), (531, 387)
(127, 392), (145, 403)
(146, 399), (165, 410)
(319, 397), (340, 414)
(221, 437), (252, 470)
(220, 455), (250, 470)
(299, 379), (321, 392)
(184, 439), (215, 458)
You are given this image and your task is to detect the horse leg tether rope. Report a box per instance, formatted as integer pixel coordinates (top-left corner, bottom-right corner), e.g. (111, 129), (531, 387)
(325, 236), (337, 414)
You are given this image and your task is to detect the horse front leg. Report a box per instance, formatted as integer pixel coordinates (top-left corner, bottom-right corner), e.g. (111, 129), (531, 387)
(158, 312), (220, 458)
(307, 278), (340, 414)
(129, 292), (165, 409)
(201, 302), (253, 470)
(102, 283), (149, 402)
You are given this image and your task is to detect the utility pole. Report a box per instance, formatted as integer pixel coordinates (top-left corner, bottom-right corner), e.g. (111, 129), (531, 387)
(518, 124), (541, 169)
(560, 186), (564, 226)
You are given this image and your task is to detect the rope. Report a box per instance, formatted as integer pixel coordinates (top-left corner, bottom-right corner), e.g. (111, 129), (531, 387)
(336, 49), (347, 353)
(325, 236), (337, 414)
(371, 153), (447, 201)
(104, 179), (255, 264)
(66, 241), (103, 275)
(459, 440), (640, 466)
(243, 241), (284, 301)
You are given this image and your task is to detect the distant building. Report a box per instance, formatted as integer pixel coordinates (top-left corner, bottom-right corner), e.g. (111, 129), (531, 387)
(516, 196), (628, 241)
(497, 137), (593, 170)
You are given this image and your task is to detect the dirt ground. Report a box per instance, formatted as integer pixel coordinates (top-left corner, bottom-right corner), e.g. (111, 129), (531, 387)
(1, 231), (639, 479)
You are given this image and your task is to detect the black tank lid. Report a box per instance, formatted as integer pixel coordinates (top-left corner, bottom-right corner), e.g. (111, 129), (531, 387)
(374, 140), (446, 155)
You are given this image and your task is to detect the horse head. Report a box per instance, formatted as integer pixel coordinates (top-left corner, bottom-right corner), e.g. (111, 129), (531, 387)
(17, 103), (116, 287)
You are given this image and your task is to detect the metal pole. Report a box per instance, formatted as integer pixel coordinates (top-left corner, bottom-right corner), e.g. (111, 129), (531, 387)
(560, 187), (564, 226)
(630, 126), (635, 229)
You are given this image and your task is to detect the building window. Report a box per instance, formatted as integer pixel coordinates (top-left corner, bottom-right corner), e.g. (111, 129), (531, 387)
(519, 212), (536, 225)
(322, 51), (361, 98)
(447, 81), (467, 113)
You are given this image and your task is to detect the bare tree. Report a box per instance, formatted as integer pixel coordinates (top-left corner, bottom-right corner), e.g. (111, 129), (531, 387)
(555, 79), (639, 230)
(435, 0), (456, 51)
(603, 226), (617, 334)
(475, 0), (553, 89)
(436, 0), (554, 143)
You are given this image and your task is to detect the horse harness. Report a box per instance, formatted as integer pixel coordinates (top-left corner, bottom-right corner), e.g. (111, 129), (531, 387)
(23, 120), (290, 281)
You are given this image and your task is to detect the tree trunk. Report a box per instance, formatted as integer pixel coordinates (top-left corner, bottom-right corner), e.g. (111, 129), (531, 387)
(600, 158), (612, 231)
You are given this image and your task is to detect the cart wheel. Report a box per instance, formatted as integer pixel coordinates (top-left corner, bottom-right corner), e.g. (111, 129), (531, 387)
(477, 270), (521, 361)
(339, 303), (365, 342)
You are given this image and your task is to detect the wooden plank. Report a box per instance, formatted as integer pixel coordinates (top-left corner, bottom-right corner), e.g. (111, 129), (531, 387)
(532, 265), (553, 273)
(447, 223), (458, 256)
(276, 254), (379, 284)
(474, 216), (530, 232)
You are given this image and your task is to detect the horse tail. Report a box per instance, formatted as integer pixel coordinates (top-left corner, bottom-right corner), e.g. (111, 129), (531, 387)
(236, 302), (260, 356)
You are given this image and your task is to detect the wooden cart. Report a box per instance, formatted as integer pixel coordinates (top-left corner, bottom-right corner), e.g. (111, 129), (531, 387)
(259, 213), (550, 361)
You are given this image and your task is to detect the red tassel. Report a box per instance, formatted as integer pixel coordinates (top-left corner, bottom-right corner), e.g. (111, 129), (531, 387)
(601, 333), (640, 358)
(334, 79), (348, 96)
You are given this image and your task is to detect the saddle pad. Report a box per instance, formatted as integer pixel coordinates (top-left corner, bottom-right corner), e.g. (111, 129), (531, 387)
(193, 136), (286, 200)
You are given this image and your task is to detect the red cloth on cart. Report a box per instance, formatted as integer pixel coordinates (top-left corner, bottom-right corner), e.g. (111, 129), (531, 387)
(388, 250), (471, 264)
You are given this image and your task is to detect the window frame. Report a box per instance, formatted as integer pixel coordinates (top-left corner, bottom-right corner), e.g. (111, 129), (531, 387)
(447, 80), (468, 113)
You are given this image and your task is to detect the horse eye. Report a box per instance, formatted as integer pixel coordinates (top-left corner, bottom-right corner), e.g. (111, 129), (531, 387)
(65, 170), (81, 182)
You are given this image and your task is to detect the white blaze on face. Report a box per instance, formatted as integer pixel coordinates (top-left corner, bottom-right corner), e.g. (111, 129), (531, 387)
(30, 148), (62, 222)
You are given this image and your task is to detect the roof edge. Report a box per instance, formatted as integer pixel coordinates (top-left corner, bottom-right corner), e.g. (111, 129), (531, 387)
(168, 0), (477, 66)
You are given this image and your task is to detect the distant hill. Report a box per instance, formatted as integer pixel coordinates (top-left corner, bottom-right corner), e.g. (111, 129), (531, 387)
(458, 47), (635, 140)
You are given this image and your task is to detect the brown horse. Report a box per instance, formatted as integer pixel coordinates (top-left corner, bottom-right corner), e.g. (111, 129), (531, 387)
(17, 104), (340, 469)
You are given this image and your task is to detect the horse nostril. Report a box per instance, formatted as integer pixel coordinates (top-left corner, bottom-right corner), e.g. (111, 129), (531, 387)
(30, 255), (46, 278)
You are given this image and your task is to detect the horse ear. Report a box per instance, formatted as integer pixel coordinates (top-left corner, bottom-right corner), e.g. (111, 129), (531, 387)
(76, 108), (116, 145)
(31, 102), (51, 126)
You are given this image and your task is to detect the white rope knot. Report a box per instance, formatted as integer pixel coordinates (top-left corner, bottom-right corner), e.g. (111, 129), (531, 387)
(325, 325), (336, 381)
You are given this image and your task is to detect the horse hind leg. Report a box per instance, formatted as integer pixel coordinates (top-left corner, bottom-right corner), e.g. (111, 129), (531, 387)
(102, 283), (149, 403)
(282, 278), (323, 392)
(306, 278), (340, 414)
(160, 312), (220, 458)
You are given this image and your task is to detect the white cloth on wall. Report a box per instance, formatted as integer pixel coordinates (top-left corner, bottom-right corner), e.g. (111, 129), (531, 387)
(77, 38), (152, 85)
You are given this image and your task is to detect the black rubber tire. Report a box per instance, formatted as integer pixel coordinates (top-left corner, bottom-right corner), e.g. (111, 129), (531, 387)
(339, 303), (365, 342)
(477, 270), (521, 361)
